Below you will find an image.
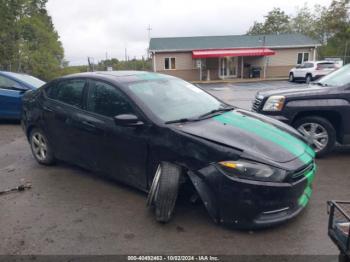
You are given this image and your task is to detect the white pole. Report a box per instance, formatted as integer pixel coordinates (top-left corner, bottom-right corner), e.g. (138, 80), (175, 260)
(263, 56), (267, 79)
(153, 52), (157, 72)
(313, 47), (317, 61)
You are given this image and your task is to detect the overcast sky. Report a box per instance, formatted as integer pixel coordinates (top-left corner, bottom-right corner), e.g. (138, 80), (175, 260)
(47, 0), (332, 65)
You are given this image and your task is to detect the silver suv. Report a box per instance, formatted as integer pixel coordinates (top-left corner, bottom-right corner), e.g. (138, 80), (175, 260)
(289, 61), (338, 84)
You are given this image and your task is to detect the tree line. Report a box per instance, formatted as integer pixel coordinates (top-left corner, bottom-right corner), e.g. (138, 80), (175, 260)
(0, 0), (64, 80)
(247, 0), (350, 62)
(0, 0), (348, 81)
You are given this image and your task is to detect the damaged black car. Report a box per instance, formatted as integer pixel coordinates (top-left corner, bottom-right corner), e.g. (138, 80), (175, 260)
(22, 71), (317, 229)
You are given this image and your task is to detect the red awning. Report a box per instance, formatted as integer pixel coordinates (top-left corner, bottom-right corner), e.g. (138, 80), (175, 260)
(192, 48), (275, 59)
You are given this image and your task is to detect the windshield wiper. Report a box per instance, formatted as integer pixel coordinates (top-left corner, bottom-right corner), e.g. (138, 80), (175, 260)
(165, 118), (198, 124)
(198, 106), (234, 119)
(165, 106), (234, 124)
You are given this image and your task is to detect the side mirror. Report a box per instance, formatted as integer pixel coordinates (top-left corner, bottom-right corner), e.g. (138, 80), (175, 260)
(3, 86), (28, 92)
(114, 114), (144, 127)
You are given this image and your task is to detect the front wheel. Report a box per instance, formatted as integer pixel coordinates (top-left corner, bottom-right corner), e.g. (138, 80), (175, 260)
(147, 162), (181, 223)
(293, 116), (336, 157)
(305, 74), (312, 84)
(29, 128), (55, 165)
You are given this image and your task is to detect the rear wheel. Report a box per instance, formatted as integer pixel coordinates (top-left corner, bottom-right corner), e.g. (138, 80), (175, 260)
(289, 73), (295, 82)
(29, 128), (55, 165)
(147, 162), (181, 223)
(293, 116), (336, 157)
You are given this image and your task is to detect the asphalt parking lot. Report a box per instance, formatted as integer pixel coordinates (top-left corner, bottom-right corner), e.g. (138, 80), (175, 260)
(1, 81), (350, 255)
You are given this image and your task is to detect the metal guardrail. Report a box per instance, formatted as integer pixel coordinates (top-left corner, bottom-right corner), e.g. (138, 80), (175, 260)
(327, 201), (350, 260)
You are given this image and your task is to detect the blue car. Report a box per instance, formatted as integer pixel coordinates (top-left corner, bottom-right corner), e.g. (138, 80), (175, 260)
(0, 71), (45, 119)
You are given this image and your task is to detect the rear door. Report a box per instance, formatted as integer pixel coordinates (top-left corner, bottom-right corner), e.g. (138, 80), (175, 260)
(0, 75), (27, 119)
(42, 78), (89, 166)
(299, 62), (314, 78)
(293, 64), (305, 78)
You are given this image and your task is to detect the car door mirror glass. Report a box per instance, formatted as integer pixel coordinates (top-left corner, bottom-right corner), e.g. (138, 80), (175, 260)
(114, 114), (144, 126)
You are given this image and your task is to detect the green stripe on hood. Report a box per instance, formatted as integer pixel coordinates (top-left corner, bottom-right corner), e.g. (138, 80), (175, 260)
(214, 111), (313, 164)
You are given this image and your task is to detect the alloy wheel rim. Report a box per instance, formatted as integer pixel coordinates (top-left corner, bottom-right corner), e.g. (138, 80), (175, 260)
(298, 123), (329, 153)
(31, 133), (47, 161)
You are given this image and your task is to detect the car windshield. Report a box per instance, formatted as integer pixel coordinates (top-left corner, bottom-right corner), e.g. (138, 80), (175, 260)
(127, 77), (226, 122)
(317, 64), (350, 87)
(5, 72), (45, 88)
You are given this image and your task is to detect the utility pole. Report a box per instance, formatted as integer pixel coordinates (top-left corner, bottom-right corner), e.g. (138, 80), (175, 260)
(125, 48), (128, 61)
(260, 36), (267, 79)
(147, 24), (152, 59)
(87, 57), (95, 72)
(147, 24), (152, 43)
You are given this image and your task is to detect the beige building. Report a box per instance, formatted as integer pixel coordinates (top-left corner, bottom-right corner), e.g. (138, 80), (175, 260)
(149, 34), (321, 81)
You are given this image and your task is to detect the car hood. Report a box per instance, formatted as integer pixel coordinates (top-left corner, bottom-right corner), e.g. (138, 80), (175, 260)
(173, 110), (314, 164)
(257, 85), (327, 99)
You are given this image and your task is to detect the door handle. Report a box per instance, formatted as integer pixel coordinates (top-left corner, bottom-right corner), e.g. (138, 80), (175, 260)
(82, 120), (96, 128)
(43, 106), (53, 112)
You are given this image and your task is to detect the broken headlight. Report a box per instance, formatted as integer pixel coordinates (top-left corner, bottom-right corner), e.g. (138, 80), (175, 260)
(218, 160), (287, 182)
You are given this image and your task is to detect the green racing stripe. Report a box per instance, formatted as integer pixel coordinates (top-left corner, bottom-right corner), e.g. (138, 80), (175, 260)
(214, 111), (314, 164)
(298, 165), (317, 207)
(214, 111), (316, 208)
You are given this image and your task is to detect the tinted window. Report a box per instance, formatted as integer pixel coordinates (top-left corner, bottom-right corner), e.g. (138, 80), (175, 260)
(304, 63), (314, 68)
(318, 63), (335, 69)
(0, 75), (23, 90)
(47, 79), (85, 107)
(87, 81), (134, 117)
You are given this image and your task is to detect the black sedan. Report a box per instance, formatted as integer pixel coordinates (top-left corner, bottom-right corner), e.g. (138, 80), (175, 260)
(22, 71), (316, 229)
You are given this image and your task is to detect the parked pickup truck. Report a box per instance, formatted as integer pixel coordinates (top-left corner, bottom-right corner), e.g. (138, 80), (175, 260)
(252, 64), (350, 157)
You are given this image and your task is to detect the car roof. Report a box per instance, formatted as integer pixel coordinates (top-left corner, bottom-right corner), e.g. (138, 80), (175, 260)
(62, 71), (173, 84)
(0, 71), (45, 89)
(0, 71), (30, 78)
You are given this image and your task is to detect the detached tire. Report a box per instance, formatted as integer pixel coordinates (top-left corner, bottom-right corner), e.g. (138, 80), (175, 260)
(29, 128), (55, 165)
(147, 162), (181, 223)
(293, 116), (336, 158)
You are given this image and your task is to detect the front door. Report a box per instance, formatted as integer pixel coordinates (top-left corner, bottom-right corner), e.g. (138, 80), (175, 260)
(219, 57), (237, 79)
(84, 79), (148, 190)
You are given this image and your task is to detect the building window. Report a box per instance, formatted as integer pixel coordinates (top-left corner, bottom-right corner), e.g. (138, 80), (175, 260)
(164, 57), (176, 70)
(297, 52), (310, 64)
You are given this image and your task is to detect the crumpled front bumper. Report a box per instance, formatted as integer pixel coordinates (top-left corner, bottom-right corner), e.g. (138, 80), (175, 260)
(189, 162), (316, 229)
